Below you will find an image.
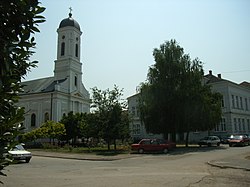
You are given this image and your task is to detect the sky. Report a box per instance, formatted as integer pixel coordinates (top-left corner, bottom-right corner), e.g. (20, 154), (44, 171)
(26, 0), (250, 99)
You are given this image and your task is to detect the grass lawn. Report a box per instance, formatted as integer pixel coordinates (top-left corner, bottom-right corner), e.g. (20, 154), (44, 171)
(30, 144), (131, 156)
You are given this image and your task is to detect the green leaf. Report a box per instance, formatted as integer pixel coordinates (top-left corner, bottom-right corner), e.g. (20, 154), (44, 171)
(35, 7), (46, 14)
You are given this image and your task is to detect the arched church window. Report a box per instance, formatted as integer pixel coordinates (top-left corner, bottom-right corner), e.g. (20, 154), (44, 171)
(61, 42), (65, 56)
(44, 112), (49, 122)
(31, 113), (36, 127)
(75, 44), (78, 57)
(74, 76), (77, 87)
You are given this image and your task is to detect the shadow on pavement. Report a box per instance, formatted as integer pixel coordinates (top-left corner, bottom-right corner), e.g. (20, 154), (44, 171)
(130, 145), (228, 156)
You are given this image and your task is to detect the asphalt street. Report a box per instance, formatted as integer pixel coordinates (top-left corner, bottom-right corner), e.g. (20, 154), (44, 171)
(1, 145), (250, 187)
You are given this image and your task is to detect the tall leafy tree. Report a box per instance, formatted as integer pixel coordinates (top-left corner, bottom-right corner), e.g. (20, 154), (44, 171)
(139, 40), (222, 145)
(91, 85), (129, 150)
(0, 0), (45, 179)
(60, 112), (87, 146)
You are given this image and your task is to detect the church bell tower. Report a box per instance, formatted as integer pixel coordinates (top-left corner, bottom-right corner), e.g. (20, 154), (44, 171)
(54, 10), (83, 92)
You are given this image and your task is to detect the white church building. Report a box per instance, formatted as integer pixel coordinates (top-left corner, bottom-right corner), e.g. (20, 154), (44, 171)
(18, 12), (90, 132)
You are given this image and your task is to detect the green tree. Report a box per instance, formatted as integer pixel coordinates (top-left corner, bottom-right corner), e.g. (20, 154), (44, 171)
(0, 0), (45, 179)
(91, 85), (129, 150)
(39, 121), (66, 144)
(139, 40), (222, 145)
(82, 112), (101, 140)
(60, 112), (87, 146)
(21, 121), (66, 144)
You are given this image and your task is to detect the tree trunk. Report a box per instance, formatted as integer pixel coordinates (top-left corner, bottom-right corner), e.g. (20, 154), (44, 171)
(171, 133), (176, 142)
(114, 139), (117, 150)
(185, 131), (189, 147)
(164, 133), (169, 140)
(107, 139), (110, 150)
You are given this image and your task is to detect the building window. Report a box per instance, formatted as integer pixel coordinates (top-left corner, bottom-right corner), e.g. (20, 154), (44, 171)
(136, 107), (140, 117)
(221, 118), (226, 131)
(234, 118), (237, 132)
(75, 44), (78, 57)
(44, 112), (49, 122)
(236, 96), (239, 108)
(31, 113), (36, 127)
(221, 97), (225, 108)
(215, 124), (220, 132)
(232, 95), (235, 108)
(215, 118), (226, 132)
(245, 98), (248, 111)
(238, 118), (241, 131)
(242, 119), (245, 131)
(240, 97), (243, 109)
(61, 42), (65, 56)
(132, 124), (141, 135)
(74, 76), (77, 87)
(131, 107), (136, 116)
(247, 119), (250, 131)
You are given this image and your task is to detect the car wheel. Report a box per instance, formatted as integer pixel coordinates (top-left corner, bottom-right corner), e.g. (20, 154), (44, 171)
(217, 142), (220, 146)
(229, 143), (232, 147)
(208, 143), (211, 147)
(138, 148), (144, 154)
(163, 148), (168, 154)
(25, 158), (31, 163)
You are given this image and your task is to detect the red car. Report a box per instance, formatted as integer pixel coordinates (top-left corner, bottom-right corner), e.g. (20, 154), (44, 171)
(228, 135), (250, 147)
(131, 139), (176, 154)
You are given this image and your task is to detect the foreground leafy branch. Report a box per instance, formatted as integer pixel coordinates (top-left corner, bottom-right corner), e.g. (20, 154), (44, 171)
(0, 0), (45, 180)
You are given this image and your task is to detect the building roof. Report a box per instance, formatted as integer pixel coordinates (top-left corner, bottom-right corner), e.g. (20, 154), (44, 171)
(20, 77), (67, 95)
(239, 81), (250, 90)
(204, 70), (225, 84)
(59, 13), (80, 31)
(204, 70), (250, 91)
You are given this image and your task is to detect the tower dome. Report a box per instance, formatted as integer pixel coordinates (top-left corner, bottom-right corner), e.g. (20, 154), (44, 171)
(59, 13), (80, 31)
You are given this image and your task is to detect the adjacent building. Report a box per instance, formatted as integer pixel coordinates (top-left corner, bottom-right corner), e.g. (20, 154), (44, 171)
(204, 71), (250, 138)
(128, 70), (250, 142)
(18, 12), (90, 132)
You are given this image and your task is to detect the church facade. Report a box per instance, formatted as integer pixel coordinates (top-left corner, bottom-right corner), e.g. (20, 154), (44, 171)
(18, 12), (90, 132)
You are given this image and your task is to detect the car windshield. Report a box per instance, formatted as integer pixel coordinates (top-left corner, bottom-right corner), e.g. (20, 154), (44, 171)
(140, 140), (151, 145)
(231, 135), (243, 140)
(12, 144), (25, 151)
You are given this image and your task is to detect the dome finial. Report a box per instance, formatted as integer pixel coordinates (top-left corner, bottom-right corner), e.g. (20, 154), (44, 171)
(69, 7), (72, 18)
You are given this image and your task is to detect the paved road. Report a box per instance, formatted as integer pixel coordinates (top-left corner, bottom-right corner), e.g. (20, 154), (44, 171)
(1, 145), (250, 187)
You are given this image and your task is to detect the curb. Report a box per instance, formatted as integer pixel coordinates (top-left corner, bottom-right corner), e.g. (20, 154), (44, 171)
(32, 152), (135, 161)
(207, 160), (250, 171)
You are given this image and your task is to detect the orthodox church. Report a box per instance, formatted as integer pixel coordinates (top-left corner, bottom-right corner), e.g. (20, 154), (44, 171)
(18, 12), (90, 132)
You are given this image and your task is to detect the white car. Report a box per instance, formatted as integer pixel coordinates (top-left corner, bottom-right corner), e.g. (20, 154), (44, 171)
(8, 144), (32, 163)
(198, 136), (221, 147)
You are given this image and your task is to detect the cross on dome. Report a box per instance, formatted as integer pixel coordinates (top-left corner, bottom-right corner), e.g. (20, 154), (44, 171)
(69, 7), (73, 17)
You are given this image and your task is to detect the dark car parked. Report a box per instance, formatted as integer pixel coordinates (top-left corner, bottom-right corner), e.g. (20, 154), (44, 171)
(131, 139), (176, 154)
(228, 135), (250, 147)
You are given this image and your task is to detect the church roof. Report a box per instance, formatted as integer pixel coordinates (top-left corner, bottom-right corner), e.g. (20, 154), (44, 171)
(59, 13), (80, 31)
(20, 77), (67, 95)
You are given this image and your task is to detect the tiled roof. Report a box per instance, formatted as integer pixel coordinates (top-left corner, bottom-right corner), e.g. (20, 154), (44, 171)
(20, 77), (67, 95)
(240, 81), (250, 90)
(204, 73), (225, 84)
